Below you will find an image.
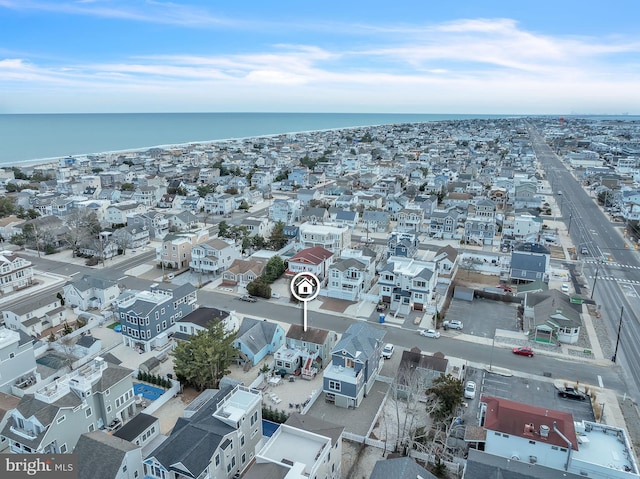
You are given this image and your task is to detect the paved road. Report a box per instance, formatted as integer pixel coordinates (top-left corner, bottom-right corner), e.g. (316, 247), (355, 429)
(528, 121), (640, 401)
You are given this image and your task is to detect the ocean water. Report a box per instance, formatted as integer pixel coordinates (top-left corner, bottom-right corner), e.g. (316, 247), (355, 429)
(0, 112), (509, 166)
(1, 112), (637, 166)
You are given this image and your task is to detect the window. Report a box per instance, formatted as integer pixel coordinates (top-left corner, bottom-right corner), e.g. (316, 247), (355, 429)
(328, 380), (341, 392)
(215, 455), (220, 467)
(242, 453), (246, 464)
(57, 416), (66, 424)
(9, 352), (15, 359)
(85, 408), (92, 418)
(60, 444), (67, 453)
(106, 389), (110, 396)
(122, 465), (127, 472)
(107, 405), (112, 413)
(240, 435), (245, 447)
(88, 424), (95, 432)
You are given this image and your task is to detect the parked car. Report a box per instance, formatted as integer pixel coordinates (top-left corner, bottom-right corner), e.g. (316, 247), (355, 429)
(561, 283), (569, 293)
(382, 343), (395, 359)
(496, 284), (513, 293)
(271, 292), (281, 299)
(464, 381), (477, 399)
(512, 346), (534, 357)
(443, 320), (463, 330)
(558, 387), (588, 401)
(418, 329), (441, 339)
(239, 295), (257, 302)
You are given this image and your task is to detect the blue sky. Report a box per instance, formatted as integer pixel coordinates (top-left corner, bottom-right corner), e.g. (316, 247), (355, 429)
(1, 0), (639, 114)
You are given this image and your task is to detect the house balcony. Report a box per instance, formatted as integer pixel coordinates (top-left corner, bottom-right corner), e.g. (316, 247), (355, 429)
(10, 424), (39, 441)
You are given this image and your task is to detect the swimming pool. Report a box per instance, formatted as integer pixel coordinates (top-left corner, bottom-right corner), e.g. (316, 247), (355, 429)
(133, 383), (164, 401)
(262, 420), (280, 437)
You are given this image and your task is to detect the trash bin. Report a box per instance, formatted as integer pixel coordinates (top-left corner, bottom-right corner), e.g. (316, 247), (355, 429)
(379, 314), (385, 323)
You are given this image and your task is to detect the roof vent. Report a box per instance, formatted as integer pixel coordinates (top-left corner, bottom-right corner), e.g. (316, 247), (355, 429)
(540, 424), (550, 437)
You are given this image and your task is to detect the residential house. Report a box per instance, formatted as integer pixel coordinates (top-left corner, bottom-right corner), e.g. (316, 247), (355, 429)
(0, 328), (38, 395)
(394, 348), (448, 400)
(106, 203), (147, 227)
(361, 210), (390, 233)
(274, 324), (338, 377)
(322, 322), (385, 408)
(190, 238), (241, 275)
(326, 249), (376, 301)
(127, 211), (169, 240)
(133, 186), (161, 207)
(1, 358), (136, 454)
(428, 208), (460, 239)
(0, 392), (21, 452)
(63, 275), (120, 311)
(246, 413), (343, 479)
(157, 193), (177, 209)
(112, 225), (150, 251)
(0, 252), (34, 294)
(2, 291), (65, 338)
(354, 193), (384, 210)
(112, 412), (160, 449)
(181, 195), (205, 213)
(269, 198), (302, 224)
(166, 210), (200, 231)
(296, 188), (321, 206)
(117, 284), (197, 352)
(174, 307), (240, 340)
(386, 232), (418, 259)
(333, 210), (359, 229)
(523, 289), (582, 344)
(0, 215), (25, 241)
(158, 229), (209, 269)
(469, 395), (639, 479)
(512, 213), (543, 242)
(298, 222), (351, 255)
(370, 457), (437, 479)
(250, 170), (272, 189)
(144, 384), (262, 479)
(286, 246), (334, 280)
(204, 193), (235, 215)
(74, 430), (144, 479)
(300, 207), (329, 224)
(222, 259), (266, 288)
(78, 233), (119, 261)
(378, 256), (438, 314)
(513, 180), (540, 209)
(240, 217), (271, 238)
(234, 318), (285, 367)
(510, 242), (551, 285)
(288, 168), (310, 187)
(397, 207), (424, 233)
(464, 199), (497, 245)
(433, 244), (459, 279)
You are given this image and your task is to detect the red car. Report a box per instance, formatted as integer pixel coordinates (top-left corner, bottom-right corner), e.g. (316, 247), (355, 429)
(512, 346), (534, 357)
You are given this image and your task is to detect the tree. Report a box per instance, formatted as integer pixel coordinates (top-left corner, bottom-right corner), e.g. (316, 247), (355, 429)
(0, 196), (17, 218)
(263, 256), (285, 283)
(238, 200), (249, 211)
(197, 184), (215, 198)
(225, 187), (239, 195)
(247, 278), (271, 298)
(426, 374), (464, 423)
(251, 235), (266, 250)
(217, 220), (230, 238)
(268, 221), (288, 250)
(171, 322), (237, 390)
(63, 210), (101, 256)
(120, 182), (135, 191)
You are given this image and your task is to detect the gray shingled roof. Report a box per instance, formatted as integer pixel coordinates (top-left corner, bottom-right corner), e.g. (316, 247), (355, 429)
(332, 323), (385, 360)
(75, 431), (139, 479)
(147, 385), (236, 478)
(284, 412), (343, 446)
(179, 307), (229, 328)
(464, 448), (585, 479)
(369, 457), (437, 479)
(330, 257), (366, 272)
(236, 318), (280, 355)
(285, 324), (330, 345)
(113, 413), (157, 442)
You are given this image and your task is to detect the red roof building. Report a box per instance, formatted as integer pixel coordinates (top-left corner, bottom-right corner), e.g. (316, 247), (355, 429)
(286, 246), (334, 280)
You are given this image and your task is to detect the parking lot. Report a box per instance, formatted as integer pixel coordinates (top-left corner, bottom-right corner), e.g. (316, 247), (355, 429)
(462, 368), (595, 423)
(445, 296), (520, 338)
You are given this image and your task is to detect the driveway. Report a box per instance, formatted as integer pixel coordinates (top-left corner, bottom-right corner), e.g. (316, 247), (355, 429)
(445, 297), (520, 339)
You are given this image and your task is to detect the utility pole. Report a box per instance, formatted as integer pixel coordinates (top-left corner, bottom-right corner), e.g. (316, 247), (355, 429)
(612, 306), (624, 363)
(590, 263), (599, 300)
(568, 213), (573, 234)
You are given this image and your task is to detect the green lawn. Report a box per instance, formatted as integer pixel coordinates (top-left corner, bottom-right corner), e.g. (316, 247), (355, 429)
(107, 322), (120, 330)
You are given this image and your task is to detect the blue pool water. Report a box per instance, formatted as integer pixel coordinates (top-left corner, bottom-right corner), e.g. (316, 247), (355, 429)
(114, 324), (122, 333)
(133, 383), (164, 401)
(262, 420), (280, 437)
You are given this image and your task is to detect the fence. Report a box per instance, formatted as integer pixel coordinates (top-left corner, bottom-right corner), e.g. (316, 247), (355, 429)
(409, 450), (462, 476)
(301, 387), (322, 415)
(131, 372), (181, 416)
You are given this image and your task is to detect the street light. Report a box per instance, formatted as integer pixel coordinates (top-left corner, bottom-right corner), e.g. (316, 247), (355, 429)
(590, 262), (601, 300)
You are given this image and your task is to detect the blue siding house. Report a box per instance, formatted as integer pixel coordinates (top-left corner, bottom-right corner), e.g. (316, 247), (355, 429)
(322, 323), (385, 408)
(234, 318), (285, 367)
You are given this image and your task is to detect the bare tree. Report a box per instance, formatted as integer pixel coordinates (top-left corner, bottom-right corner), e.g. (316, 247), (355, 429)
(64, 210), (101, 256)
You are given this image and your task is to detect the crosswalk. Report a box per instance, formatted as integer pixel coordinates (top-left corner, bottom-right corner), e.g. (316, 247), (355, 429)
(585, 275), (640, 285)
(583, 260), (640, 270)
